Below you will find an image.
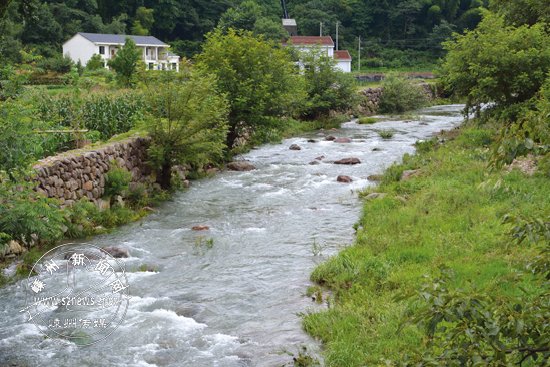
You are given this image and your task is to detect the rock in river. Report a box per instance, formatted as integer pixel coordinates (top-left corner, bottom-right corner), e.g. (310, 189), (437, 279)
(289, 144), (302, 150)
(102, 246), (130, 258)
(333, 137), (352, 143)
(192, 225), (210, 231)
(325, 135), (336, 141)
(334, 157), (361, 165)
(337, 175), (353, 183)
(227, 161), (256, 171)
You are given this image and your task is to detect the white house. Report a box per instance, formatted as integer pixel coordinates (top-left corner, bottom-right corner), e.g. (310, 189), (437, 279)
(284, 36), (352, 73)
(62, 32), (180, 71)
(334, 50), (352, 73)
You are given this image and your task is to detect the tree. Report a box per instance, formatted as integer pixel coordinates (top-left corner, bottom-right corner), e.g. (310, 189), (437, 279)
(378, 73), (428, 113)
(299, 48), (356, 118)
(131, 6), (154, 36)
(86, 53), (104, 70)
(144, 70), (229, 189)
(441, 12), (550, 115)
(108, 38), (142, 87)
(196, 28), (306, 147)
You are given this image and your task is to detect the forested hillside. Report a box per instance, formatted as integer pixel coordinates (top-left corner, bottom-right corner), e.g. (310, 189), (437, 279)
(1, 0), (491, 68)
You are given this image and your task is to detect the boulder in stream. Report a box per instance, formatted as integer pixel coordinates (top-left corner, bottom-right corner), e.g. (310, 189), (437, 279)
(334, 137), (352, 143)
(334, 158), (361, 165)
(192, 225), (210, 231)
(102, 246), (130, 258)
(337, 175), (353, 183)
(289, 144), (302, 150)
(227, 161), (256, 171)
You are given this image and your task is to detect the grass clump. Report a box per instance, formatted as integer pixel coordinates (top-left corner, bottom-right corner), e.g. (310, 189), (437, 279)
(357, 116), (378, 124)
(303, 125), (550, 366)
(377, 129), (395, 139)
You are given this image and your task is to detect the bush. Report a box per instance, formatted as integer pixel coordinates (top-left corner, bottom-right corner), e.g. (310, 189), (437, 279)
(0, 65), (27, 101)
(37, 55), (73, 73)
(301, 50), (357, 119)
(104, 164), (132, 198)
(377, 129), (395, 139)
(86, 54), (104, 71)
(0, 176), (65, 245)
(378, 74), (428, 113)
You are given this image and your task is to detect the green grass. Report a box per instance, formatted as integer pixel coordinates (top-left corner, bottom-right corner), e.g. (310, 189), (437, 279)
(357, 117), (379, 125)
(377, 129), (395, 139)
(303, 127), (550, 366)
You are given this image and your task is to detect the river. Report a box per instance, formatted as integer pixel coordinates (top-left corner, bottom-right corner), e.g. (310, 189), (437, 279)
(0, 105), (464, 367)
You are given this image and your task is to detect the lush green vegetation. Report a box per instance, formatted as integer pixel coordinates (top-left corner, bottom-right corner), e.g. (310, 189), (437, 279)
(304, 125), (549, 365)
(378, 73), (428, 113)
(304, 2), (549, 365)
(0, 0), (495, 70)
(0, 25), (356, 280)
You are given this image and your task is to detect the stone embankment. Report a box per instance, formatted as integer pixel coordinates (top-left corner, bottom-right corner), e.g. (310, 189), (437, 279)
(33, 137), (154, 207)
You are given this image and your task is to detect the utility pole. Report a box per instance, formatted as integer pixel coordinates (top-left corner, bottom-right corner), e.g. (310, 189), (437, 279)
(320, 22), (323, 36)
(336, 21), (339, 50)
(358, 36), (361, 72)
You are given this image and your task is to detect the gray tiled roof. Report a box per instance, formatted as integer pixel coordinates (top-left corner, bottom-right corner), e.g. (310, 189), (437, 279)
(78, 33), (168, 46)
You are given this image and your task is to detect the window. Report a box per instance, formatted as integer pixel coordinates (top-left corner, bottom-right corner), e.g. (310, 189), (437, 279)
(99, 46), (105, 55)
(148, 63), (154, 70)
(171, 63), (177, 70)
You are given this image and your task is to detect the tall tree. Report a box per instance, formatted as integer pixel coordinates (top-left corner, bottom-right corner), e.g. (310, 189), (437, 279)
(144, 70), (229, 189)
(196, 28), (306, 147)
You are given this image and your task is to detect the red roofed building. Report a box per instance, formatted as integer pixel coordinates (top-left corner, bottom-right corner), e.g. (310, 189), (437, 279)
(284, 36), (352, 73)
(334, 50), (352, 72)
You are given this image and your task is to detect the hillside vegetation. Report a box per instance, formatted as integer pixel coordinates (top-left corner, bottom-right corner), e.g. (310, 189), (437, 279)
(1, 0), (498, 68)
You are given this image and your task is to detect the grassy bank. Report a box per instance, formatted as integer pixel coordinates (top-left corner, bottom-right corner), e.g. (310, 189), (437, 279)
(303, 125), (549, 365)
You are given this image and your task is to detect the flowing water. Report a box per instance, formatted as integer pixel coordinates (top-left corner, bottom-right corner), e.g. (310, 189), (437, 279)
(0, 105), (465, 367)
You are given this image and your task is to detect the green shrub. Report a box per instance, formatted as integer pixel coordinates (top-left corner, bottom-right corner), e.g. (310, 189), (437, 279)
(377, 129), (395, 139)
(104, 164), (132, 198)
(378, 74), (428, 113)
(415, 138), (438, 153)
(37, 55), (73, 73)
(357, 117), (378, 124)
(0, 65), (27, 101)
(127, 182), (150, 208)
(0, 176), (65, 245)
(86, 54), (105, 71)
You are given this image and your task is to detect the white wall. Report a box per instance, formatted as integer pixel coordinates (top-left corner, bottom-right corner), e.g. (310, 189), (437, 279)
(336, 60), (351, 73)
(62, 34), (98, 66)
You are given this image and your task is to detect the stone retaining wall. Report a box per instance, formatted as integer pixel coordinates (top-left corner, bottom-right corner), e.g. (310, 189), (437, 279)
(33, 137), (154, 207)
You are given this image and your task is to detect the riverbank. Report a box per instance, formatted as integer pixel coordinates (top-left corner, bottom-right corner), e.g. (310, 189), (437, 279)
(303, 124), (550, 365)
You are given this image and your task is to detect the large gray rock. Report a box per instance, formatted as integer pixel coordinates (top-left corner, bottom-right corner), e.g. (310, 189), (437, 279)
(289, 144), (302, 150)
(227, 161), (256, 171)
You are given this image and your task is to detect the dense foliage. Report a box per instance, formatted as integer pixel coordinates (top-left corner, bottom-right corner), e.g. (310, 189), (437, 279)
(378, 73), (428, 113)
(197, 29), (305, 147)
(144, 70), (229, 189)
(108, 38), (142, 87)
(0, 0), (493, 68)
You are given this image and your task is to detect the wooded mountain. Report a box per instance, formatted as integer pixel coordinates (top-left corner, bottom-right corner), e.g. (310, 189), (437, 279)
(0, 0), (491, 67)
